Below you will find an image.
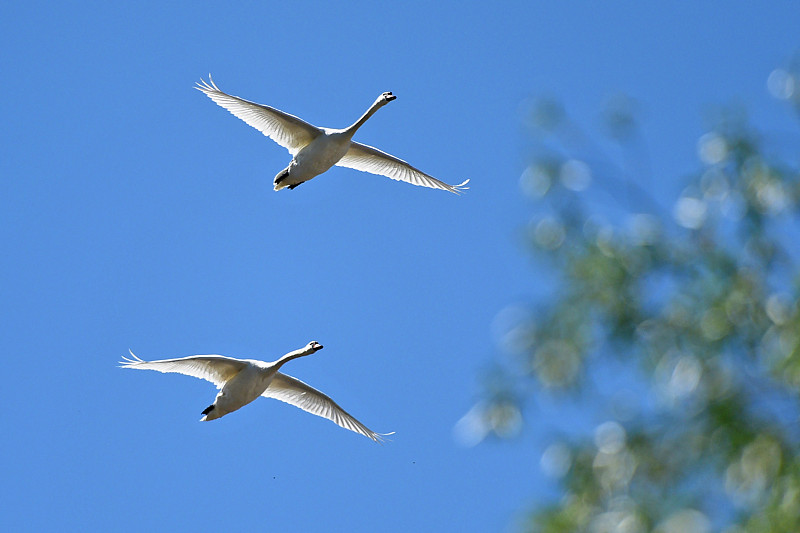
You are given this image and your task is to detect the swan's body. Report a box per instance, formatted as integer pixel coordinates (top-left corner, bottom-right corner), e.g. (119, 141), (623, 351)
(120, 341), (390, 442)
(196, 77), (469, 194)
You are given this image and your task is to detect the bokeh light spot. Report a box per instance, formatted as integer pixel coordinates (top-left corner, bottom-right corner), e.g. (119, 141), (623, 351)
(673, 197), (707, 229)
(540, 442), (572, 478)
(560, 159), (592, 191)
(767, 68), (796, 100)
(697, 133), (728, 165)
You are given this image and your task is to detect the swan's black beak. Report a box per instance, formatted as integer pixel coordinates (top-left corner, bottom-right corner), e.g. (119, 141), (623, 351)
(385, 92), (396, 101)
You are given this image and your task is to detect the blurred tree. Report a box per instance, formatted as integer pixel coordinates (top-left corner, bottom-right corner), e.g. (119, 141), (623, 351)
(471, 59), (800, 532)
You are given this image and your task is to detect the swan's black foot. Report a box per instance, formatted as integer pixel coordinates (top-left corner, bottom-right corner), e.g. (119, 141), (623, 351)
(288, 182), (303, 190)
(202, 404), (215, 415)
(274, 168), (290, 187)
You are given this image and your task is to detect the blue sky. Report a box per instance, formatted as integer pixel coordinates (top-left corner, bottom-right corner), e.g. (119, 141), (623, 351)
(2, 1), (797, 531)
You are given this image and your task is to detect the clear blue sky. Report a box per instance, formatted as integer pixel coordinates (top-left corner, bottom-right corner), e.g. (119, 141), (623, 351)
(2, 1), (797, 531)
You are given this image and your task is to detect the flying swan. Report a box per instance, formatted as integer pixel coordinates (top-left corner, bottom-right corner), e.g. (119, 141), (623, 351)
(196, 76), (469, 194)
(120, 341), (391, 442)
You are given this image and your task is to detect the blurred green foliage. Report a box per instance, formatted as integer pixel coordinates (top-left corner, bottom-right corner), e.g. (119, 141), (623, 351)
(483, 60), (800, 532)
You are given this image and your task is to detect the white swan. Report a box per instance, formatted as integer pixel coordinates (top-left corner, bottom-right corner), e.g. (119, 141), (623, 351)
(196, 76), (469, 194)
(120, 341), (391, 442)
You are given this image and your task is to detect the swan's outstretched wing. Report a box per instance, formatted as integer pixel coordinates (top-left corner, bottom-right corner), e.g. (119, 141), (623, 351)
(120, 350), (246, 389)
(196, 76), (321, 156)
(337, 141), (469, 194)
(263, 372), (392, 443)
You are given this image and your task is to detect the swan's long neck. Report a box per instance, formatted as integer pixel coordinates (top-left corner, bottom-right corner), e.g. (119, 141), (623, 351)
(273, 345), (316, 369)
(344, 97), (388, 136)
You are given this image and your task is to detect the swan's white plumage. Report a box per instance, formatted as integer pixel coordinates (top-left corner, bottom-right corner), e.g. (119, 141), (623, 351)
(263, 373), (387, 442)
(120, 342), (390, 442)
(195, 76), (468, 194)
(338, 142), (470, 193)
(121, 350), (245, 389)
(196, 77), (320, 156)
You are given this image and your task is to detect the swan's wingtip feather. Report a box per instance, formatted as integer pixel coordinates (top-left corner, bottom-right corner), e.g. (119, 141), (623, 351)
(195, 75), (220, 94)
(446, 178), (470, 194)
(453, 178), (470, 192)
(119, 349), (145, 367)
(372, 431), (396, 444)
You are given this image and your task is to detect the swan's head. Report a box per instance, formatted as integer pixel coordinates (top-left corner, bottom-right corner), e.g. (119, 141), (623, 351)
(306, 341), (324, 353)
(379, 92), (396, 104)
